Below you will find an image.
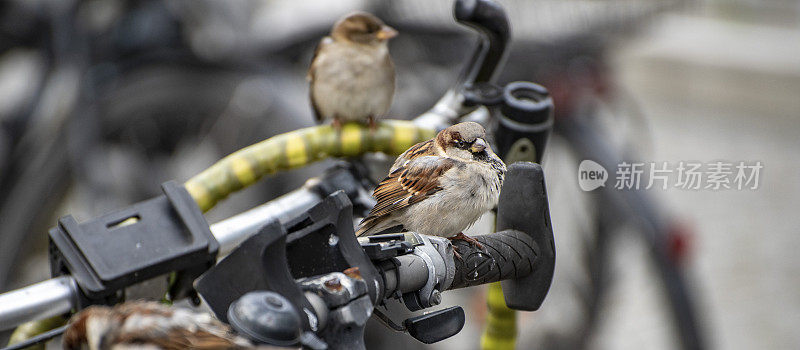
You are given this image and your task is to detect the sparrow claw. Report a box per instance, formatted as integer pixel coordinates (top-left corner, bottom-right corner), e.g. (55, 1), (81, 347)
(367, 115), (378, 132)
(453, 247), (463, 261)
(332, 117), (342, 131)
(448, 232), (485, 261)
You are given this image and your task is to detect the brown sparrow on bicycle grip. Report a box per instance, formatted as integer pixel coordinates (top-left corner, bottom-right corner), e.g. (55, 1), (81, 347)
(357, 122), (506, 252)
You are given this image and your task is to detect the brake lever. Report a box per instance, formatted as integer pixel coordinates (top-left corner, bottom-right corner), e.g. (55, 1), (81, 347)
(454, 0), (511, 86)
(414, 0), (511, 129)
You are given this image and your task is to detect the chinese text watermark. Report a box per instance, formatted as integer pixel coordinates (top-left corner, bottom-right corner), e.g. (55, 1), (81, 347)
(578, 161), (762, 191)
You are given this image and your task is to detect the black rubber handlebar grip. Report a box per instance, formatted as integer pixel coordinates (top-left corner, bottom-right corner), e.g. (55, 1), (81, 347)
(496, 162), (555, 311)
(448, 230), (538, 290)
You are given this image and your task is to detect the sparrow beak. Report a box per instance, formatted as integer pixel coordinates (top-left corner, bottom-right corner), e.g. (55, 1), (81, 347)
(376, 26), (398, 40)
(471, 138), (487, 153)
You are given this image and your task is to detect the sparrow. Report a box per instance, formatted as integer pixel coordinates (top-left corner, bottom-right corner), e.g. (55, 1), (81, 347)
(307, 12), (397, 129)
(62, 301), (280, 350)
(356, 122), (506, 251)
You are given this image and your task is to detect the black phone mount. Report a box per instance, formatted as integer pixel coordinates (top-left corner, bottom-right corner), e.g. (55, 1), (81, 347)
(48, 181), (218, 307)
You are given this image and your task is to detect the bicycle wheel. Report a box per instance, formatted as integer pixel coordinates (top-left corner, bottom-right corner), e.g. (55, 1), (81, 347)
(514, 113), (705, 350)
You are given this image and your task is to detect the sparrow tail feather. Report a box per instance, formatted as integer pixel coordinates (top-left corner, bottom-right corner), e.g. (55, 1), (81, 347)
(356, 216), (385, 237)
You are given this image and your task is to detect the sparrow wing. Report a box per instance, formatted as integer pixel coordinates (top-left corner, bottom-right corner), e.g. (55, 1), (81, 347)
(308, 36), (334, 123)
(307, 36), (333, 82)
(357, 155), (457, 236)
(390, 139), (436, 171)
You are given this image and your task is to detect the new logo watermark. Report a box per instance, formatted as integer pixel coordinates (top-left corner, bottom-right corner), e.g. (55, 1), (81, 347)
(578, 160), (762, 191)
(578, 160), (608, 191)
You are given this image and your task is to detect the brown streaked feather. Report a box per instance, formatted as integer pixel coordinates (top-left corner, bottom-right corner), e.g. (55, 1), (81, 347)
(391, 139), (437, 170)
(63, 309), (92, 350)
(357, 156), (457, 236)
(64, 301), (254, 350)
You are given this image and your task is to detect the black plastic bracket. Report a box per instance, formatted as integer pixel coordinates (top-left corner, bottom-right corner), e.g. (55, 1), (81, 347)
(48, 181), (218, 305)
(463, 81), (554, 164)
(194, 220), (315, 327)
(195, 191), (383, 328)
(283, 191), (383, 302)
(360, 233), (416, 261)
(495, 82), (553, 164)
(308, 161), (375, 218)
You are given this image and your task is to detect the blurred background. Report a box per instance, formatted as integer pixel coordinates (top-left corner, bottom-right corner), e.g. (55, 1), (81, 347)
(0, 0), (798, 349)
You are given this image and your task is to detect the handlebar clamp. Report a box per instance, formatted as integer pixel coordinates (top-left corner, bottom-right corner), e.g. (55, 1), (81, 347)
(401, 235), (455, 311)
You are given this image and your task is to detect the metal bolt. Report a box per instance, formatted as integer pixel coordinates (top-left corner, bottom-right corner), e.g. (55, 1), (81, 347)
(324, 277), (343, 292)
(265, 294), (284, 308)
(430, 290), (442, 305)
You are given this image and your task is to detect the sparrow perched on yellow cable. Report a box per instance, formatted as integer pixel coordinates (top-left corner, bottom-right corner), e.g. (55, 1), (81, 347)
(356, 122), (506, 249)
(308, 12), (397, 129)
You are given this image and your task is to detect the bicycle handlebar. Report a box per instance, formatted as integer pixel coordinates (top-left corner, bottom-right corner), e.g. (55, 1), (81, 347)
(207, 162), (552, 348)
(1, 163), (551, 350)
(0, 277), (77, 331)
(448, 230), (537, 290)
(377, 229), (537, 295)
(454, 0), (510, 85)
(0, 185), (322, 331)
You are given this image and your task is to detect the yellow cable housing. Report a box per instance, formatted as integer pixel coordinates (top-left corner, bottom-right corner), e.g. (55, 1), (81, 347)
(185, 120), (435, 212)
(481, 282), (517, 350)
(7, 316), (66, 350)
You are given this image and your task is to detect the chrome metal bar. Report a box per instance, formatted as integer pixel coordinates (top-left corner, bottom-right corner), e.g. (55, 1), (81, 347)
(212, 187), (321, 256)
(413, 89), (467, 130)
(0, 276), (77, 331)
